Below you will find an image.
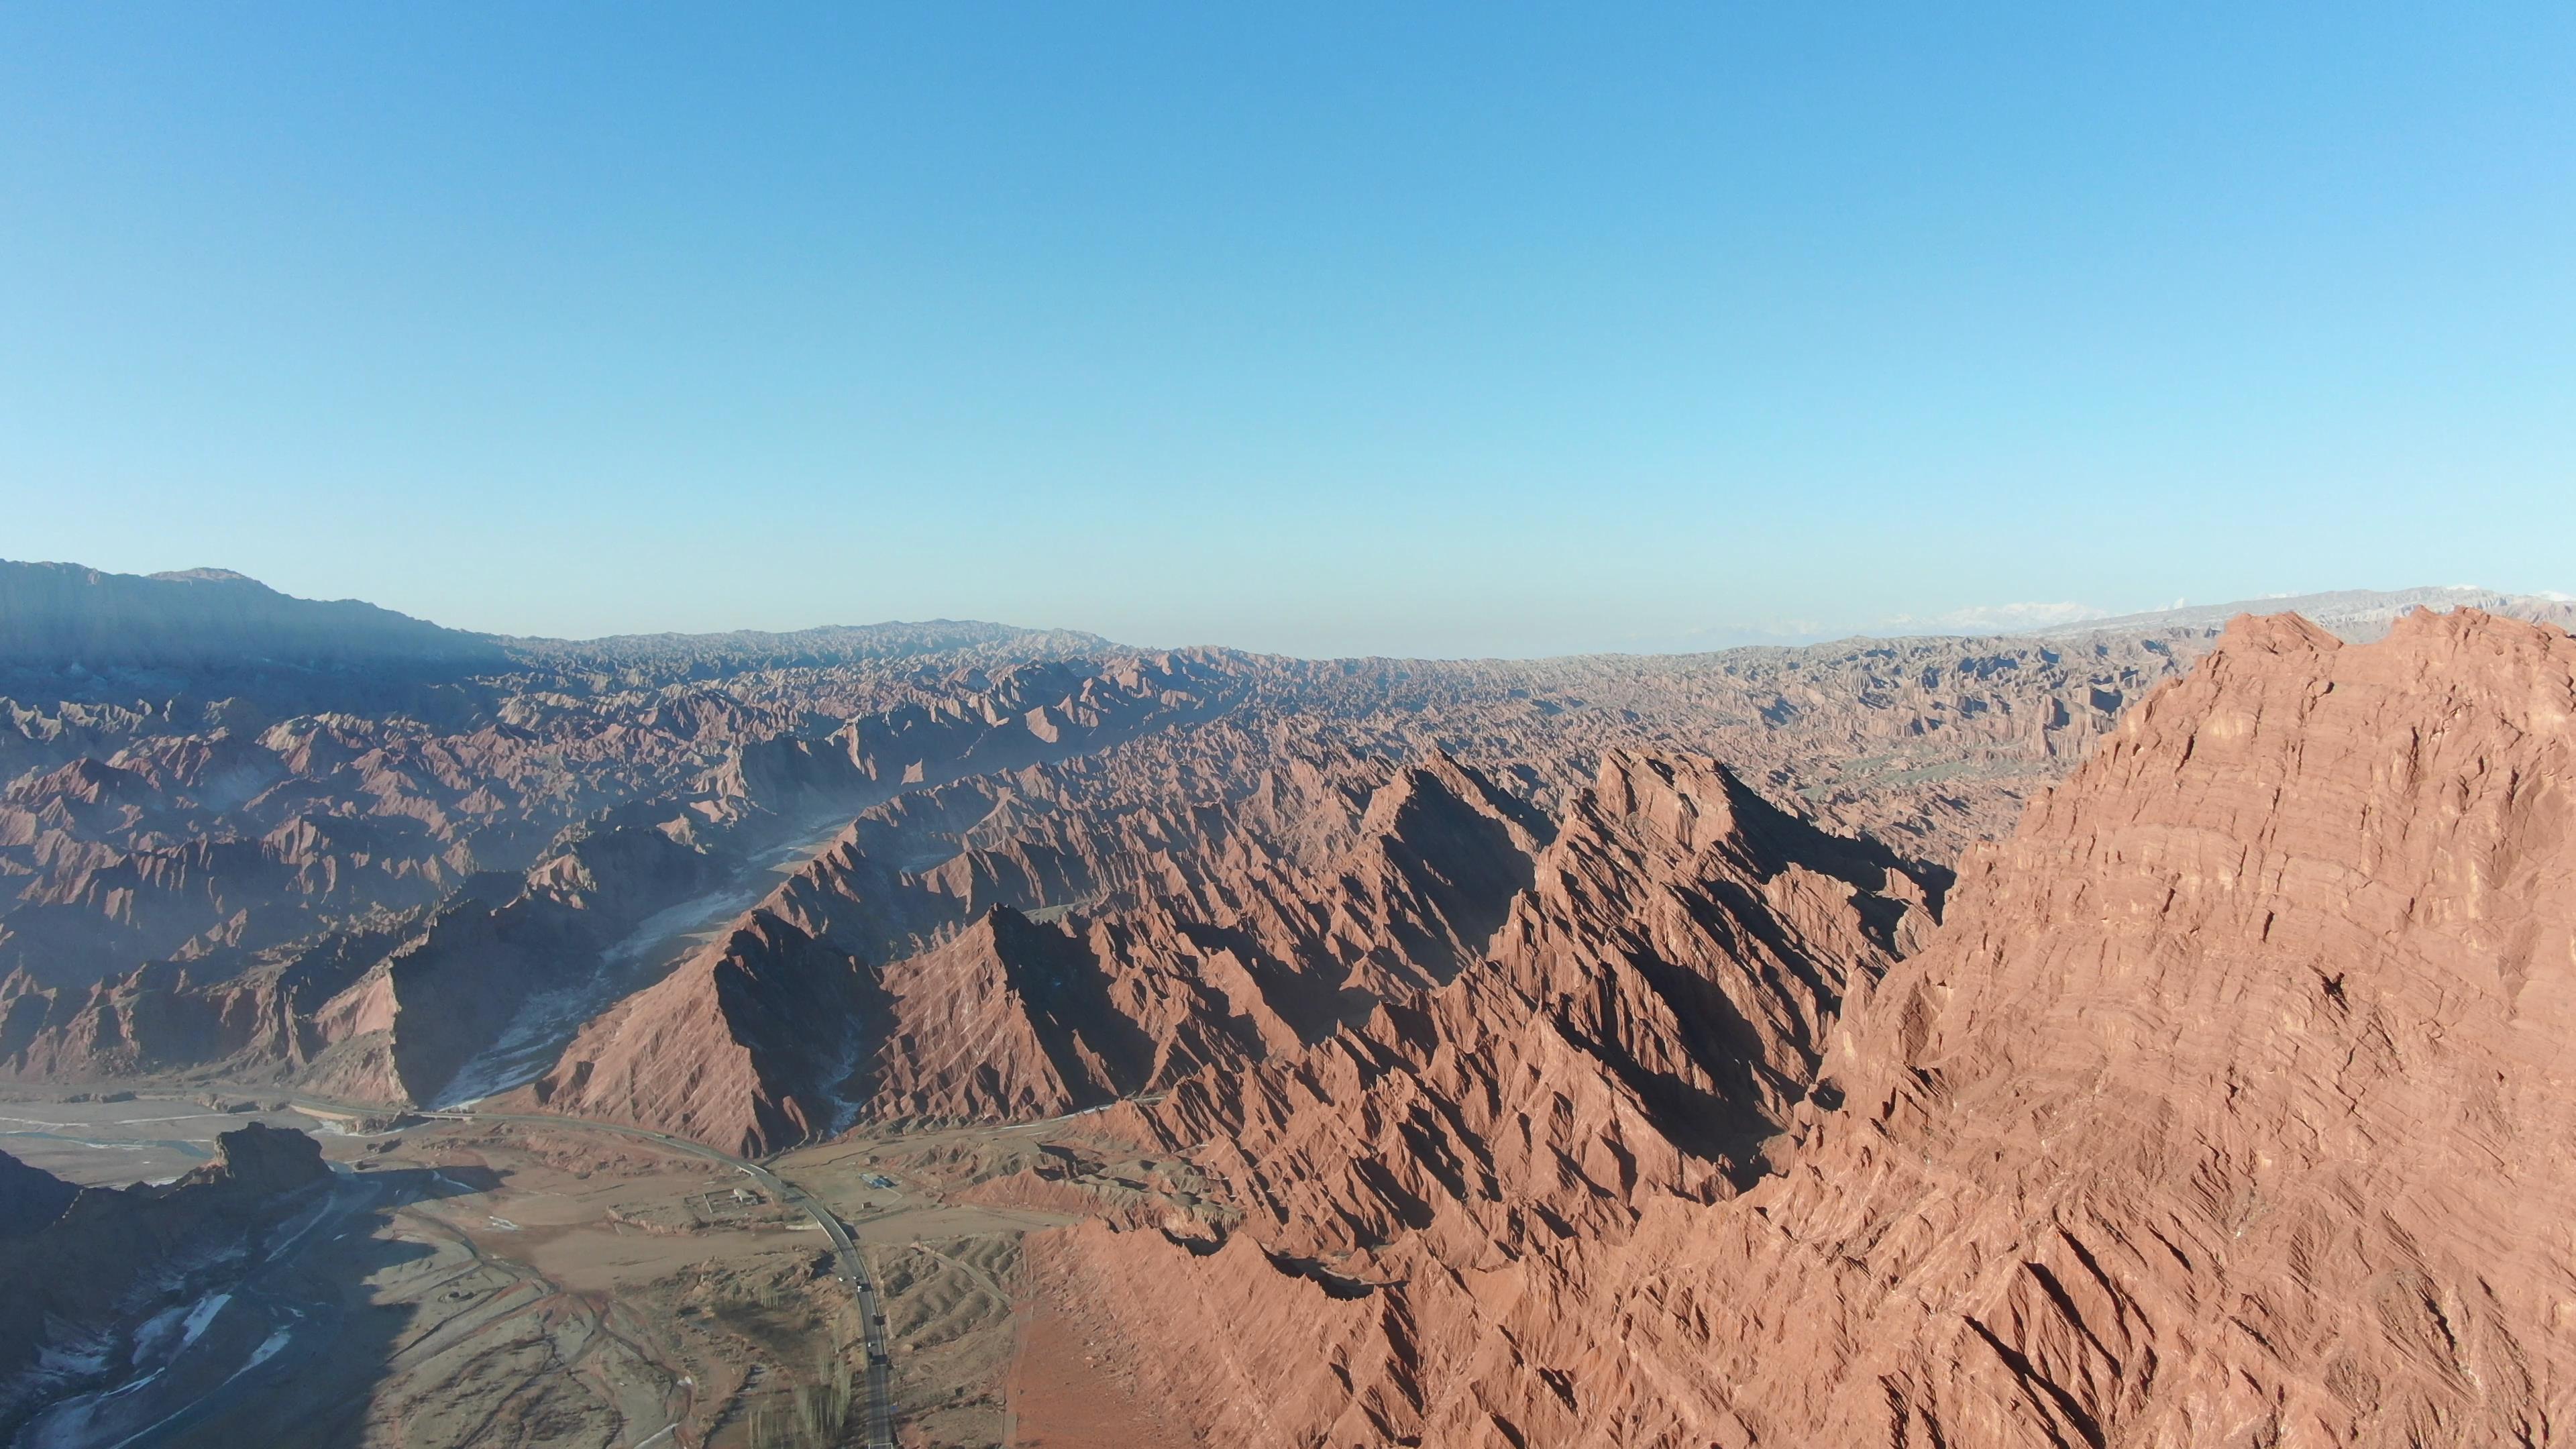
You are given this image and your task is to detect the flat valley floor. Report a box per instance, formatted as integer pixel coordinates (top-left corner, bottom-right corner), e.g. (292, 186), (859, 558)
(1, 1087), (1193, 1448)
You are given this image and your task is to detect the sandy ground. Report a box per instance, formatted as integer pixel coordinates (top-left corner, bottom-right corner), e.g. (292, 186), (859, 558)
(7, 1093), (1220, 1447)
(176, 1120), (859, 1449)
(1004, 1295), (1190, 1449)
(776, 1118), (1221, 1448)
(0, 1088), (326, 1185)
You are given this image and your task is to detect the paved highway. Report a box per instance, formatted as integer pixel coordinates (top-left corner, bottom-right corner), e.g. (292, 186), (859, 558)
(281, 1091), (898, 1448)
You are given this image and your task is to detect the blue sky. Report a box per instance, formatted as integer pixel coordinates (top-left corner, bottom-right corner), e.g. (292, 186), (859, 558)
(3, 5), (2569, 656)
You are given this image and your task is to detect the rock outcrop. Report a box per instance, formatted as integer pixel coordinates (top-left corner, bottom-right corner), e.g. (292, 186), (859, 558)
(527, 908), (870, 1157)
(1713, 605), (2576, 1447)
(524, 747), (1560, 1150)
(862, 906), (1155, 1123)
(1037, 608), (2576, 1448)
(0, 1151), (76, 1238)
(0, 1124), (331, 1440)
(1033, 747), (1939, 1444)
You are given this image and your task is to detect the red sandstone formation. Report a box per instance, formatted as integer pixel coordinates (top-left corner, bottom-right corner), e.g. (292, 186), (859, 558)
(0, 555), (2262, 1112)
(1035, 608), (2576, 1448)
(1, 648), (1236, 1103)
(521, 748), (1558, 1149)
(7, 562), (2575, 1445)
(527, 908), (870, 1156)
(862, 906), (1152, 1123)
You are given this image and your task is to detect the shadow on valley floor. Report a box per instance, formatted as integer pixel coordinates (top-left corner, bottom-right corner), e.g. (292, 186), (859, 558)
(16, 1166), (502, 1449)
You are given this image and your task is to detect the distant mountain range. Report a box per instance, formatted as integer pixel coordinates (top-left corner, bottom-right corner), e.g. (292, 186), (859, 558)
(0, 560), (1109, 683)
(8, 559), (2569, 679)
(2020, 584), (2576, 641)
(502, 621), (1117, 672)
(0, 561), (507, 672)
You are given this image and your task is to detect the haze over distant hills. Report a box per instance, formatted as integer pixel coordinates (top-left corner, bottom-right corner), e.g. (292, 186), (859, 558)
(0, 559), (1112, 682)
(9, 557), (2569, 676)
(0, 561), (506, 672)
(2023, 584), (2576, 641)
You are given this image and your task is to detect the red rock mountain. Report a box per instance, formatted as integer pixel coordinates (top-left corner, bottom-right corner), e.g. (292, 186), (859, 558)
(1034, 608), (2576, 1448)
(527, 908), (871, 1155)
(522, 747), (1558, 1152)
(8, 557), (2318, 1115)
(13, 566), (2576, 1445)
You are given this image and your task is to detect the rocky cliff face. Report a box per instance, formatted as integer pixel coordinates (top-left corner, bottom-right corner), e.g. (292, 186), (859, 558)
(1033, 747), (1939, 1445)
(527, 908), (872, 1156)
(1723, 605), (2576, 1447)
(1036, 608), (2576, 1448)
(863, 906), (1155, 1123)
(520, 747), (1557, 1150)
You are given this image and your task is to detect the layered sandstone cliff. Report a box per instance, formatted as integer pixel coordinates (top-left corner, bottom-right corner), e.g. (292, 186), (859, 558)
(1037, 608), (2576, 1448)
(527, 908), (871, 1156)
(522, 749), (1556, 1150)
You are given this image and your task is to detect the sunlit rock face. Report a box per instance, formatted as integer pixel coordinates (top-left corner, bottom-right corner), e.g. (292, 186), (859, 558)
(1035, 608), (2576, 1449)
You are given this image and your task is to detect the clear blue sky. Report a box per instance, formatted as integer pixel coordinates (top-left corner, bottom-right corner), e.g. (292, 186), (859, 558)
(3, 6), (2569, 656)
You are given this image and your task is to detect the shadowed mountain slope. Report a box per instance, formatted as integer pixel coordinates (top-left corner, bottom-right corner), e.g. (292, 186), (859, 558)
(0, 561), (506, 672)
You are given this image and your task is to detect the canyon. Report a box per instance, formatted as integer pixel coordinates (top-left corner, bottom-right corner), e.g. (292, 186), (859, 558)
(1, 560), (2570, 1448)
(1038, 604), (2576, 1447)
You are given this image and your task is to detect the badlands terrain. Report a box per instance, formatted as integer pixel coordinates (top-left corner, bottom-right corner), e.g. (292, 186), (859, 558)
(1, 559), (2571, 1447)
